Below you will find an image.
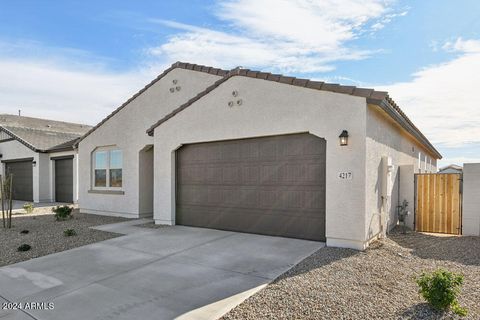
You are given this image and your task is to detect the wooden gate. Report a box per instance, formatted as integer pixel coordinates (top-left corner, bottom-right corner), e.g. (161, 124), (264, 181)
(415, 173), (462, 234)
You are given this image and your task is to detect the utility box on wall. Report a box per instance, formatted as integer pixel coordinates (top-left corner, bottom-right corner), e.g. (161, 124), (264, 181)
(462, 163), (480, 236)
(381, 156), (394, 199)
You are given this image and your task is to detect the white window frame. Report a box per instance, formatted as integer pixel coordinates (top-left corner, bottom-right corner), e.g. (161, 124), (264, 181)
(418, 152), (422, 173)
(92, 146), (123, 190)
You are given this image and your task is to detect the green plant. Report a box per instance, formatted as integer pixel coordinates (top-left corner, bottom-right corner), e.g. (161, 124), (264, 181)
(17, 244), (31, 252)
(20, 230), (29, 234)
(23, 202), (34, 214)
(64, 229), (76, 237)
(52, 205), (73, 221)
(417, 269), (467, 316)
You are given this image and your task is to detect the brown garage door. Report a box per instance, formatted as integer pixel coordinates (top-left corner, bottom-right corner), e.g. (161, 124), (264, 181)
(176, 133), (326, 241)
(55, 157), (73, 203)
(5, 160), (33, 201)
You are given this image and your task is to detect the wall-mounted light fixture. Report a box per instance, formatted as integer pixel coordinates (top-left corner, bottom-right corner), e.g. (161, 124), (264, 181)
(32, 161), (36, 167)
(0, 154), (2, 158)
(339, 130), (349, 146)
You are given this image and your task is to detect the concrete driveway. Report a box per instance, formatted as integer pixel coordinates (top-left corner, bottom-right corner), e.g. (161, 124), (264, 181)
(0, 220), (323, 320)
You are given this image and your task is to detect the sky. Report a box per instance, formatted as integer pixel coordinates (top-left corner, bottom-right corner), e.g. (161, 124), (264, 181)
(0, 0), (479, 167)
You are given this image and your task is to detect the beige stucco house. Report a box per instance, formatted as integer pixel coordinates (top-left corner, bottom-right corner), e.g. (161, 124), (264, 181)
(0, 114), (91, 203)
(77, 62), (441, 250)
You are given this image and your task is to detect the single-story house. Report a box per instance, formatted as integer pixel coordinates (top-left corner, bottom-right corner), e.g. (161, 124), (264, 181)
(0, 114), (91, 203)
(77, 62), (441, 250)
(438, 164), (463, 174)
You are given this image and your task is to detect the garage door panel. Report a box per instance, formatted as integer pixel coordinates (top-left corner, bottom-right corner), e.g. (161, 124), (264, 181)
(5, 161), (33, 201)
(55, 158), (73, 203)
(177, 205), (325, 241)
(176, 133), (326, 241)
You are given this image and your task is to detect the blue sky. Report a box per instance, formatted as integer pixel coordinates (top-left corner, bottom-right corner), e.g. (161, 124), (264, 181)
(0, 0), (479, 166)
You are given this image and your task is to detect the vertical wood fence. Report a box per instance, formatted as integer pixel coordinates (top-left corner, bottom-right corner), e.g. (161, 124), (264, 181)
(415, 173), (462, 234)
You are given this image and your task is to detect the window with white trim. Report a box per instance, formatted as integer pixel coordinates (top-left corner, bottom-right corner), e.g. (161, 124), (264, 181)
(92, 148), (123, 188)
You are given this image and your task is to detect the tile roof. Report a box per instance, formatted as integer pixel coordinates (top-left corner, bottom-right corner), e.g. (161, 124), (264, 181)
(145, 63), (441, 159)
(0, 114), (91, 152)
(74, 62), (228, 146)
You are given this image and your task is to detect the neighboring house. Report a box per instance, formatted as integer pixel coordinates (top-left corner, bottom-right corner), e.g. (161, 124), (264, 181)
(438, 164), (463, 174)
(0, 114), (91, 203)
(77, 62), (441, 250)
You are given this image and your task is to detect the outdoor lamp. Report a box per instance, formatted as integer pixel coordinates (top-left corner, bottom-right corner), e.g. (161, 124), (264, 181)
(339, 130), (349, 146)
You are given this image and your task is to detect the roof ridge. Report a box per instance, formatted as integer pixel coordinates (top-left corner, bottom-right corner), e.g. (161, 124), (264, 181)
(145, 64), (441, 159)
(0, 114), (91, 128)
(1, 125), (87, 136)
(0, 126), (40, 152)
(75, 61), (229, 146)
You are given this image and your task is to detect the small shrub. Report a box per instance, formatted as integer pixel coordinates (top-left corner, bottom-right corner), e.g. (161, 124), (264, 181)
(20, 230), (29, 234)
(52, 206), (73, 221)
(17, 244), (31, 252)
(64, 229), (76, 237)
(417, 269), (467, 316)
(23, 202), (34, 214)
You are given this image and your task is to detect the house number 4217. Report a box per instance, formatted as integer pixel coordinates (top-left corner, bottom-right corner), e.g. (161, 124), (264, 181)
(338, 172), (353, 180)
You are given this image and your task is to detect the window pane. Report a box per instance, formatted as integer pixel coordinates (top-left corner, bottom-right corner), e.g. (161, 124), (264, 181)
(95, 151), (107, 169)
(110, 150), (122, 169)
(95, 169), (107, 187)
(109, 169), (122, 187)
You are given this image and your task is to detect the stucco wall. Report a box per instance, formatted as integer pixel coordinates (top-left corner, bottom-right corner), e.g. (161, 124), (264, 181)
(462, 163), (480, 236)
(78, 68), (222, 217)
(399, 164), (415, 229)
(38, 153), (51, 201)
(138, 146), (154, 216)
(365, 105), (439, 239)
(153, 75), (369, 249)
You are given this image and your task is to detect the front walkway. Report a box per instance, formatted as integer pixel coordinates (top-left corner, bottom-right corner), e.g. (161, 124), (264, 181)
(0, 220), (323, 320)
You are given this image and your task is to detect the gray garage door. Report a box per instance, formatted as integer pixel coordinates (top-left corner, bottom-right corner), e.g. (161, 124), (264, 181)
(5, 160), (33, 201)
(176, 133), (326, 241)
(55, 158), (73, 203)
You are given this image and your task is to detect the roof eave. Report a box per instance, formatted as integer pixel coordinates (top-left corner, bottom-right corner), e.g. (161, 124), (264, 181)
(370, 98), (442, 159)
(75, 61), (229, 147)
(0, 126), (43, 153)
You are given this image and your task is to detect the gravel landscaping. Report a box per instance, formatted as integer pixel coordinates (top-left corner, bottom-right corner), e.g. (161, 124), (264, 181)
(222, 228), (480, 320)
(0, 210), (129, 267)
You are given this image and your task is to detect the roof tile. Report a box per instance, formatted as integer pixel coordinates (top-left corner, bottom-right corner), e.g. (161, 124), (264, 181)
(256, 72), (270, 79)
(306, 81), (324, 90)
(353, 88), (374, 98)
(292, 79), (309, 87)
(267, 74), (281, 81)
(279, 76), (295, 84)
(370, 90), (388, 100)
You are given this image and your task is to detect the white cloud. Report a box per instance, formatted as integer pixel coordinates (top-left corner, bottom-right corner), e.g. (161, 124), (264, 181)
(0, 0), (406, 125)
(149, 0), (402, 73)
(0, 55), (151, 125)
(442, 38), (480, 53)
(380, 38), (480, 163)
